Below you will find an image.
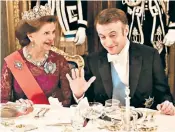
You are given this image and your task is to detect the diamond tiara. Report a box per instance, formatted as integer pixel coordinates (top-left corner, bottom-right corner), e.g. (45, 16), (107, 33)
(22, 4), (51, 20)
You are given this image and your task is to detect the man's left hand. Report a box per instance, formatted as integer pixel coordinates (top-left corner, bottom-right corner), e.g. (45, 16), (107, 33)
(157, 100), (175, 115)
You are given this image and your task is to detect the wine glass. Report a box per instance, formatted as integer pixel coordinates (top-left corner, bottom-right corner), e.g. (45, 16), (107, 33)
(105, 99), (120, 108)
(82, 102), (103, 125)
(70, 104), (85, 131)
(104, 99), (121, 121)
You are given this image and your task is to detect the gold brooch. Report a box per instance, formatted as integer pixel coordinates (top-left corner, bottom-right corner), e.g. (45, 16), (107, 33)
(14, 61), (23, 70)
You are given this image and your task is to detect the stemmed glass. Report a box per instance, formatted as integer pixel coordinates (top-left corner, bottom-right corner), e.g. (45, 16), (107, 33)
(100, 99), (121, 131)
(70, 104), (85, 132)
(81, 102), (103, 125)
(104, 99), (121, 121)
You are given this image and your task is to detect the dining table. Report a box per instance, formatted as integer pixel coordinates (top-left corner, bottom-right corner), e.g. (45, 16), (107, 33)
(0, 104), (175, 132)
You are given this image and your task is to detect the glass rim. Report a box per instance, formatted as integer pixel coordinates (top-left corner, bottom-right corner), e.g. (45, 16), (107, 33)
(105, 99), (120, 103)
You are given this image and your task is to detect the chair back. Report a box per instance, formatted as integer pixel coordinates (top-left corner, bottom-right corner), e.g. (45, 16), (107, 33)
(51, 46), (84, 69)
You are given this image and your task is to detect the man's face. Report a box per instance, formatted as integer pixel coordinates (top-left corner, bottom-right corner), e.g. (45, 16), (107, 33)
(96, 21), (128, 55)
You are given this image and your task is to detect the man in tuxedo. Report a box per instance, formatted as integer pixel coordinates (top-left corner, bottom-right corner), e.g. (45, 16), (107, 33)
(66, 8), (175, 115)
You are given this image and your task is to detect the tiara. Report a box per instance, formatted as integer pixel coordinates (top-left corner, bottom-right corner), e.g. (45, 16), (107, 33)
(22, 4), (51, 20)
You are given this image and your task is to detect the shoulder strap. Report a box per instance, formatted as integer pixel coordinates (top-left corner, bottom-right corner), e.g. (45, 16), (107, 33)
(4, 51), (49, 104)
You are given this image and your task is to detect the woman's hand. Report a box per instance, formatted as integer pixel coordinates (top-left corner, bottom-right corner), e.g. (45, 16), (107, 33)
(16, 98), (34, 115)
(157, 100), (175, 116)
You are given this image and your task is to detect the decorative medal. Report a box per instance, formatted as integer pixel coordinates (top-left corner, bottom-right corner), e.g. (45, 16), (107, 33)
(44, 61), (56, 74)
(144, 96), (154, 108)
(14, 61), (23, 70)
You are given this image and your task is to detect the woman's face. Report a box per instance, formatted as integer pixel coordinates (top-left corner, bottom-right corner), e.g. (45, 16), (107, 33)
(28, 22), (56, 51)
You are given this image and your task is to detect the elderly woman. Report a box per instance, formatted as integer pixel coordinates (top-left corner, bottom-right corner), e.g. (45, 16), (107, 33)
(0, 4), (71, 107)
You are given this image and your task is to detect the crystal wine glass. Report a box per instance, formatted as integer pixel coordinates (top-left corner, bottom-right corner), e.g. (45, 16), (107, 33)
(104, 99), (121, 121)
(82, 102), (103, 125)
(70, 104), (85, 132)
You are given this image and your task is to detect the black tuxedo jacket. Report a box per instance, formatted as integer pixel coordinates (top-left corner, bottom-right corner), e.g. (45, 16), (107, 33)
(84, 42), (174, 109)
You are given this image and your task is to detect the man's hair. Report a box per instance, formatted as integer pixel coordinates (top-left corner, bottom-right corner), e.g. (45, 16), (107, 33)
(94, 8), (128, 27)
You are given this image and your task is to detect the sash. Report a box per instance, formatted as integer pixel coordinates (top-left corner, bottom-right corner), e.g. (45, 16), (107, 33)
(4, 51), (49, 104)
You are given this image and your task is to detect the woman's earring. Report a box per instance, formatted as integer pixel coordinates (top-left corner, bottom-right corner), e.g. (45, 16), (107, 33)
(31, 41), (35, 47)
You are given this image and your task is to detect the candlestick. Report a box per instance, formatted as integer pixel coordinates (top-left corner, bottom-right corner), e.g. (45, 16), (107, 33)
(125, 86), (131, 131)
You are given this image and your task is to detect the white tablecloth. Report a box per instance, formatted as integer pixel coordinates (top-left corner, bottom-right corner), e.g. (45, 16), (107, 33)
(1, 105), (175, 132)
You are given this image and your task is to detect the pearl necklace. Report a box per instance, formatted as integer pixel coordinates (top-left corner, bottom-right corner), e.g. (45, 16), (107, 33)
(23, 47), (49, 67)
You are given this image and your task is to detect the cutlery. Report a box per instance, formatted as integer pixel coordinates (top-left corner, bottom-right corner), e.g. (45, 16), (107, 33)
(46, 123), (71, 126)
(143, 112), (148, 122)
(34, 108), (45, 118)
(41, 108), (50, 117)
(150, 112), (155, 122)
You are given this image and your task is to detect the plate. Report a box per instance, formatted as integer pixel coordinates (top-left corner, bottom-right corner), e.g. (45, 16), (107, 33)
(103, 107), (144, 121)
(135, 108), (157, 113)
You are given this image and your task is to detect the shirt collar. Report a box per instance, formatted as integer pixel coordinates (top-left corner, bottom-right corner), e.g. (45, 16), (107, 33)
(107, 39), (130, 63)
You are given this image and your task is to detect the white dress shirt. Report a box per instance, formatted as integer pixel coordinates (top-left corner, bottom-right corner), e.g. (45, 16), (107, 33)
(107, 39), (130, 87)
(75, 39), (130, 103)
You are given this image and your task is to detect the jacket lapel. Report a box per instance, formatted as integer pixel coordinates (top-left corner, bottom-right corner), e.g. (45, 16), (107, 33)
(129, 43), (142, 97)
(98, 51), (113, 98)
(98, 42), (142, 99)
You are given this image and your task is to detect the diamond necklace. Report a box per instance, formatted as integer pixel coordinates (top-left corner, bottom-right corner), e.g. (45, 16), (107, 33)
(23, 47), (49, 67)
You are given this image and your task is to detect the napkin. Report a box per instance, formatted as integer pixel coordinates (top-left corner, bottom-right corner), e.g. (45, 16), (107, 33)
(77, 97), (89, 110)
(48, 97), (63, 108)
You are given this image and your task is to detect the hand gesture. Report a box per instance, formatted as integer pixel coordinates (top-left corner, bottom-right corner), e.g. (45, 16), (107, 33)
(157, 100), (175, 115)
(66, 68), (96, 98)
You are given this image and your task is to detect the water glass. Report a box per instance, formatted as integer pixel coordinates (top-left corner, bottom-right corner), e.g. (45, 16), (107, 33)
(70, 104), (84, 131)
(82, 102), (103, 120)
(105, 99), (120, 108)
(70, 104), (78, 117)
(104, 99), (121, 120)
(81, 102), (103, 126)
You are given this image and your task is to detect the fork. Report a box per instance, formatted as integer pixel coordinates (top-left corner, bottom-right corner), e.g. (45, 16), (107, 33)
(34, 108), (45, 118)
(143, 112), (148, 122)
(150, 113), (155, 122)
(41, 108), (50, 117)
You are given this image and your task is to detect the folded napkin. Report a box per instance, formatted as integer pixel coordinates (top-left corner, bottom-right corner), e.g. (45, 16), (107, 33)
(48, 97), (63, 108)
(77, 97), (89, 110)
